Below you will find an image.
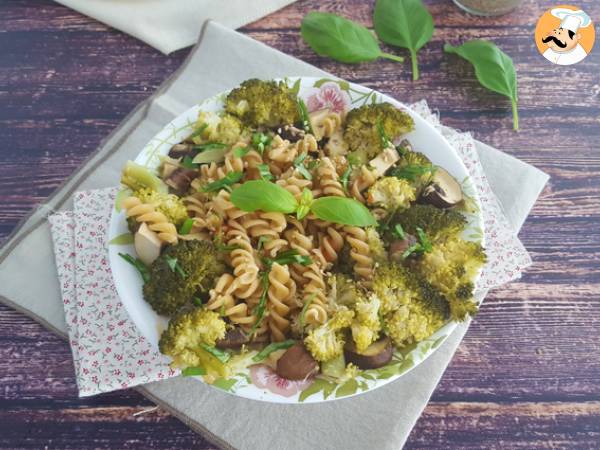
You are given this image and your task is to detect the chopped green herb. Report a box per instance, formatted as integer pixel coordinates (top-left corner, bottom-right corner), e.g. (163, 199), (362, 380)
(340, 164), (352, 192)
(297, 98), (314, 134)
(178, 218), (194, 235)
(165, 256), (187, 278)
(118, 253), (150, 284)
(252, 132), (272, 154)
(393, 224), (405, 240)
(293, 152), (313, 180)
(296, 188), (314, 220)
(181, 366), (206, 376)
(257, 164), (274, 182)
(257, 236), (271, 251)
(307, 159), (320, 171)
(192, 297), (204, 307)
(188, 123), (208, 140)
(233, 146), (250, 158)
(193, 142), (227, 152)
(377, 119), (392, 149)
(220, 301), (226, 317)
(181, 155), (198, 169)
(216, 243), (243, 252)
(202, 171), (243, 192)
(252, 340), (296, 362)
(249, 272), (271, 336)
(266, 249), (313, 267)
(402, 226), (432, 258)
(391, 164), (435, 182)
(199, 344), (231, 364)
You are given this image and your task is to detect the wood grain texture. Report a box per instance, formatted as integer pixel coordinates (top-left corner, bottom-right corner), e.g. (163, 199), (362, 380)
(0, 0), (599, 448)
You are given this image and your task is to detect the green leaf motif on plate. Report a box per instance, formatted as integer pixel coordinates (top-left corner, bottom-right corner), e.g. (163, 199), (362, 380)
(335, 379), (358, 398)
(114, 188), (130, 212)
(313, 78), (350, 92)
(212, 378), (237, 392)
(108, 233), (134, 246)
(299, 378), (336, 402)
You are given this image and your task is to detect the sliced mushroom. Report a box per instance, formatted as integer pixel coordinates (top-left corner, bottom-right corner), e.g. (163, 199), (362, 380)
(276, 342), (318, 380)
(168, 143), (195, 159)
(369, 147), (400, 177)
(216, 328), (249, 350)
(344, 336), (393, 370)
(394, 138), (414, 153)
(276, 124), (305, 142)
(134, 222), (162, 265)
(421, 167), (463, 208)
(165, 168), (198, 196)
(389, 233), (417, 263)
(308, 108), (332, 141)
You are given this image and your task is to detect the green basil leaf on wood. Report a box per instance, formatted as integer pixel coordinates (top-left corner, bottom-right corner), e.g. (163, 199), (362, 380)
(444, 40), (519, 130)
(301, 12), (404, 64)
(373, 0), (434, 81)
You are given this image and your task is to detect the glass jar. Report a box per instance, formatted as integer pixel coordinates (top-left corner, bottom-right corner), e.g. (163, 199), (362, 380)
(453, 0), (522, 16)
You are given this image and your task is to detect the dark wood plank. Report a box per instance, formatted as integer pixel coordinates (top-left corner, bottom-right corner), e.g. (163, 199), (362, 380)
(0, 0), (599, 448)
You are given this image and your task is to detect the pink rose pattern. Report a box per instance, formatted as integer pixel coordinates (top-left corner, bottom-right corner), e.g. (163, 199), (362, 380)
(250, 364), (313, 397)
(49, 188), (176, 397)
(305, 81), (351, 114)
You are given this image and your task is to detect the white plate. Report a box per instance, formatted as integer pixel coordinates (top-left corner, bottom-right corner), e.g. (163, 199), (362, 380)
(108, 77), (485, 403)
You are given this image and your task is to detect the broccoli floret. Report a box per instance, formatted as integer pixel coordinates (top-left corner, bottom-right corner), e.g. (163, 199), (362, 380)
(344, 103), (414, 159)
(143, 240), (225, 315)
(195, 111), (248, 145)
(121, 160), (167, 193)
(133, 187), (189, 226)
(390, 151), (436, 196)
(304, 308), (354, 362)
(366, 227), (388, 264)
(373, 263), (417, 315)
(225, 79), (300, 128)
(394, 204), (466, 243)
(414, 238), (486, 320)
(351, 294), (382, 352)
(367, 177), (416, 211)
(158, 308), (227, 368)
(330, 273), (364, 308)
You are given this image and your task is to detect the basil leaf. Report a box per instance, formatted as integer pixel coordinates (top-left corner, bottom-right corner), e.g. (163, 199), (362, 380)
(233, 146), (250, 158)
(252, 132), (272, 154)
(310, 197), (377, 227)
(118, 253), (150, 284)
(393, 223), (405, 239)
(444, 40), (519, 130)
(192, 147), (228, 164)
(301, 12), (404, 64)
(199, 344), (231, 364)
(257, 164), (274, 182)
(252, 340), (296, 362)
(181, 366), (206, 376)
(293, 153), (312, 181)
(165, 256), (187, 278)
(178, 218), (194, 235)
(272, 249), (312, 267)
(230, 180), (298, 213)
(374, 0), (434, 81)
(181, 155), (198, 169)
(202, 171), (243, 193)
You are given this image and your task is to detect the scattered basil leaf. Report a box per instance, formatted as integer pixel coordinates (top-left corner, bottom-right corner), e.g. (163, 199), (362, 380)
(252, 340), (296, 362)
(188, 123), (208, 140)
(297, 98), (314, 134)
(202, 171), (243, 193)
(192, 147), (228, 164)
(293, 153), (313, 181)
(340, 165), (353, 192)
(233, 146), (250, 158)
(257, 163), (274, 182)
(310, 197), (378, 227)
(193, 297), (204, 307)
(373, 0), (434, 81)
(390, 163), (435, 182)
(416, 226), (432, 252)
(377, 119), (393, 148)
(199, 344), (231, 364)
(297, 188), (314, 220)
(215, 242), (243, 252)
(252, 132), (272, 154)
(270, 249), (313, 267)
(393, 223), (405, 239)
(193, 142), (227, 152)
(181, 366), (206, 377)
(249, 272), (271, 336)
(230, 180), (298, 213)
(444, 40), (519, 130)
(301, 12), (404, 64)
(118, 253), (150, 284)
(165, 256), (187, 278)
(181, 155), (198, 169)
(178, 218), (194, 235)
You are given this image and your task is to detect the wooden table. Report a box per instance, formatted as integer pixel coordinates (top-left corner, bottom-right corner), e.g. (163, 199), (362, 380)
(1, 0), (599, 448)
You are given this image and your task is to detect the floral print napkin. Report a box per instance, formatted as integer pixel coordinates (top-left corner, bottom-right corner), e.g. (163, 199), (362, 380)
(47, 100), (531, 397)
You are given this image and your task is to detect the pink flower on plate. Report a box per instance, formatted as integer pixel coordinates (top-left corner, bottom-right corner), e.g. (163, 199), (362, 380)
(305, 81), (351, 114)
(250, 364), (313, 397)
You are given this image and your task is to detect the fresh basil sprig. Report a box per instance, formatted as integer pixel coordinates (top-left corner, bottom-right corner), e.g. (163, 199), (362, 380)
(252, 340), (296, 362)
(202, 171), (243, 193)
(230, 180), (377, 227)
(301, 12), (404, 65)
(374, 0), (434, 81)
(118, 253), (150, 284)
(444, 40), (519, 131)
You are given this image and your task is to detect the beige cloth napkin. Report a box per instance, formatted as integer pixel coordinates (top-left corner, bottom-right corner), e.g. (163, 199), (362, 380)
(55, 0), (297, 54)
(0, 21), (549, 450)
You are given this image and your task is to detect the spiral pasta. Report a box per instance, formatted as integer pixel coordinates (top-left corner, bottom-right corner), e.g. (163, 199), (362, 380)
(226, 219), (261, 299)
(207, 273), (255, 327)
(122, 196), (178, 244)
(316, 157), (345, 197)
(267, 262), (296, 342)
(242, 212), (288, 257)
(317, 226), (345, 264)
(344, 226), (374, 287)
(312, 111), (342, 141)
(350, 166), (378, 203)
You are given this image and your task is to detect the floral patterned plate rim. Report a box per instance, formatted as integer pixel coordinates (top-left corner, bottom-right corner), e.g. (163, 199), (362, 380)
(107, 77), (485, 403)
